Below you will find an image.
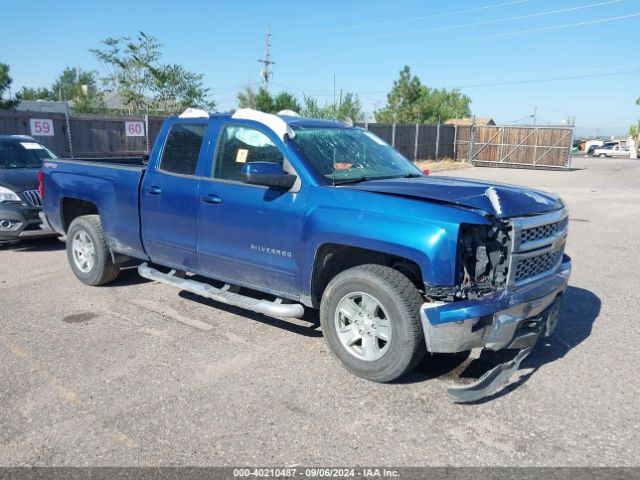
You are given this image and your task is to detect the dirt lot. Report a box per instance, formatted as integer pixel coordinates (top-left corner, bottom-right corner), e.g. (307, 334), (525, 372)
(1, 156), (639, 467)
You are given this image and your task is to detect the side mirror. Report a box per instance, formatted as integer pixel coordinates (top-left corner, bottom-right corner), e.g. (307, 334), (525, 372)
(241, 162), (297, 190)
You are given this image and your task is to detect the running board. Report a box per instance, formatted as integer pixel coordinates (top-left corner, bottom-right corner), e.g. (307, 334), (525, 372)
(138, 263), (305, 318)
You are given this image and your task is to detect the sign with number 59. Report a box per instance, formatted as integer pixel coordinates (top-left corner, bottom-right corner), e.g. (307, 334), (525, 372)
(29, 118), (54, 136)
(125, 121), (145, 137)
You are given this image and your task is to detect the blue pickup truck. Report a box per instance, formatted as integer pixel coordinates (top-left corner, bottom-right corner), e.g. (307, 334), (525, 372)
(41, 108), (571, 401)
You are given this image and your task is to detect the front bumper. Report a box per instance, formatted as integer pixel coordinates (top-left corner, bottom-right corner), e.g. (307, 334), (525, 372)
(0, 203), (56, 241)
(421, 255), (571, 353)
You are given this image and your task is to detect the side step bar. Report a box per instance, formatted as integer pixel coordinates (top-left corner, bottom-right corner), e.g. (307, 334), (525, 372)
(138, 263), (305, 318)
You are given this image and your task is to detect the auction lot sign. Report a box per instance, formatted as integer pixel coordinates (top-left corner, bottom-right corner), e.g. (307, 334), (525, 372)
(125, 120), (145, 137)
(29, 118), (54, 136)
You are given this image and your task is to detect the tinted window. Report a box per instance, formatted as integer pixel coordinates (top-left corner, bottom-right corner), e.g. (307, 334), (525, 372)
(213, 125), (283, 181)
(159, 124), (207, 176)
(0, 141), (57, 169)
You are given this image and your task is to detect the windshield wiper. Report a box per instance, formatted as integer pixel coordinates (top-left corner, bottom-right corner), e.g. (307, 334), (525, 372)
(333, 173), (422, 185)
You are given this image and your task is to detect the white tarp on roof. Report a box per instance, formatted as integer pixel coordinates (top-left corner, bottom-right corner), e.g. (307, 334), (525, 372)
(232, 108), (295, 141)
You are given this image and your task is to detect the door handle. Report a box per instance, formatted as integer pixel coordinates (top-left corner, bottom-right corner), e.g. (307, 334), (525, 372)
(145, 186), (163, 195)
(201, 194), (223, 204)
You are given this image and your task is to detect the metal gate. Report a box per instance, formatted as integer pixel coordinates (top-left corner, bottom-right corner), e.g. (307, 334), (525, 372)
(470, 125), (573, 169)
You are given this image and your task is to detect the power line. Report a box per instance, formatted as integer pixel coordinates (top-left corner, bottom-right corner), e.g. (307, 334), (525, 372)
(456, 69), (640, 89)
(357, 0), (622, 40)
(333, 12), (640, 54)
(312, 0), (428, 20)
(317, 0), (529, 32)
(537, 106), (639, 121)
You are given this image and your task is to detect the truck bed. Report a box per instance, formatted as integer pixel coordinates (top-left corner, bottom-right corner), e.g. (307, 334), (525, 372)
(42, 157), (148, 260)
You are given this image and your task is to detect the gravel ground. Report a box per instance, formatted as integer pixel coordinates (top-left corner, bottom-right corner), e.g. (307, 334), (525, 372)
(1, 156), (638, 467)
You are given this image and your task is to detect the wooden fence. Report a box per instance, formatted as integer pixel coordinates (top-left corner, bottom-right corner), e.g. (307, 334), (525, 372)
(469, 125), (573, 168)
(0, 110), (165, 158)
(0, 110), (572, 168)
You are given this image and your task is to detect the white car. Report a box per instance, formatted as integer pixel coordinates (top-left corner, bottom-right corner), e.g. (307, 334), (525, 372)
(593, 145), (630, 158)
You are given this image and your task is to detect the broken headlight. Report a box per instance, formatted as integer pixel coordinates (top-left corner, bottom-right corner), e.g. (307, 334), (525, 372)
(458, 221), (511, 298)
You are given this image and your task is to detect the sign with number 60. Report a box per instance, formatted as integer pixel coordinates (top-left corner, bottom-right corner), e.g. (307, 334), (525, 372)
(29, 118), (54, 136)
(125, 121), (145, 137)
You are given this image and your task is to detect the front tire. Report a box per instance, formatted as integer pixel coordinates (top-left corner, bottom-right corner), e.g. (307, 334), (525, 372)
(66, 215), (120, 286)
(320, 264), (426, 382)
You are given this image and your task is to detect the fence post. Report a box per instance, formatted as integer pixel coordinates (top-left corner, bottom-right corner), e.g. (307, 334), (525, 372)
(64, 102), (74, 159)
(413, 123), (419, 161)
(144, 114), (150, 153)
(435, 123), (441, 160)
(453, 124), (458, 160)
(391, 122), (396, 148)
(364, 122), (369, 130)
(467, 120), (476, 164)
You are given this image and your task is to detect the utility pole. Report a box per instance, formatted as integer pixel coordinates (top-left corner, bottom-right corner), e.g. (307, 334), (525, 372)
(532, 105), (537, 126)
(258, 26), (275, 91)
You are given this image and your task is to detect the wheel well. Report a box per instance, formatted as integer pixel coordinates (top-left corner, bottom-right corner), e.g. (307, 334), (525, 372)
(311, 244), (423, 305)
(61, 198), (99, 232)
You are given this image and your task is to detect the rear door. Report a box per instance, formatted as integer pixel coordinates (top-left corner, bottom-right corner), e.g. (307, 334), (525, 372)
(141, 122), (209, 270)
(196, 123), (305, 296)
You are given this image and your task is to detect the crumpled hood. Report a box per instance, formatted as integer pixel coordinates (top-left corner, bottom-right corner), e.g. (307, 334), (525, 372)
(0, 168), (39, 193)
(345, 176), (564, 218)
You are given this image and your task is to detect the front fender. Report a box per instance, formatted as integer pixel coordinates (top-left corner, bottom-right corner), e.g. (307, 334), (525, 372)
(299, 189), (492, 297)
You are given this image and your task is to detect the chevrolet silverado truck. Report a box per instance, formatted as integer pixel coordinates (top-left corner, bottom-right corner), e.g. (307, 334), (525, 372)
(41, 108), (571, 402)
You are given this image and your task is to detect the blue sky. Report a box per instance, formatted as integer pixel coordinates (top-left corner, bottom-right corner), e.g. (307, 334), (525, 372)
(1, 0), (638, 134)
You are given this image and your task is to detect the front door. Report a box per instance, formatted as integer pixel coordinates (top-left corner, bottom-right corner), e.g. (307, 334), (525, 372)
(196, 124), (305, 296)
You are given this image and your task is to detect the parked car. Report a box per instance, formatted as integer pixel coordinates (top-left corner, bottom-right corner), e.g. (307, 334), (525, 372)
(0, 135), (58, 243)
(41, 109), (571, 402)
(593, 145), (630, 158)
(586, 144), (601, 156)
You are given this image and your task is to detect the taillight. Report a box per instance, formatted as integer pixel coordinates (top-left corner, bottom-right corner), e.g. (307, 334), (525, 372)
(38, 170), (44, 199)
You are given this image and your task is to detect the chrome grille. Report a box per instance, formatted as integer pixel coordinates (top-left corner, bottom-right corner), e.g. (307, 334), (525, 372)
(22, 189), (42, 207)
(508, 209), (568, 287)
(514, 248), (564, 283)
(520, 216), (568, 245)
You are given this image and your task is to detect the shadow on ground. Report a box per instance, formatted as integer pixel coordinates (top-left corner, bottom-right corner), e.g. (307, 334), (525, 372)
(1, 236), (64, 252)
(178, 289), (322, 338)
(399, 286), (601, 402)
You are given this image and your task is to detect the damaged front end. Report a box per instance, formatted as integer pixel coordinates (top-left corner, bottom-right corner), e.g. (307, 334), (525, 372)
(459, 220), (511, 298)
(421, 208), (571, 402)
(425, 218), (511, 301)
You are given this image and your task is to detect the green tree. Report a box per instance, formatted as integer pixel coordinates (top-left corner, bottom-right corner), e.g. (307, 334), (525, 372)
(273, 92), (301, 113)
(237, 85), (257, 109)
(0, 63), (18, 109)
(91, 31), (161, 112)
(236, 86), (302, 114)
(255, 87), (275, 113)
(15, 86), (53, 101)
(91, 32), (214, 114)
(336, 92), (365, 122)
(150, 64), (214, 114)
(301, 92), (365, 122)
(49, 67), (105, 113)
(52, 67), (97, 101)
(375, 66), (471, 123)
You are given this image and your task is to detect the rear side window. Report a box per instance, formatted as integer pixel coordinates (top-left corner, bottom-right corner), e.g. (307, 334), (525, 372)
(159, 124), (207, 176)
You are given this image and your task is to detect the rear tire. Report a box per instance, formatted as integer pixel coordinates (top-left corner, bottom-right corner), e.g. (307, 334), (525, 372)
(320, 264), (426, 383)
(66, 215), (120, 286)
